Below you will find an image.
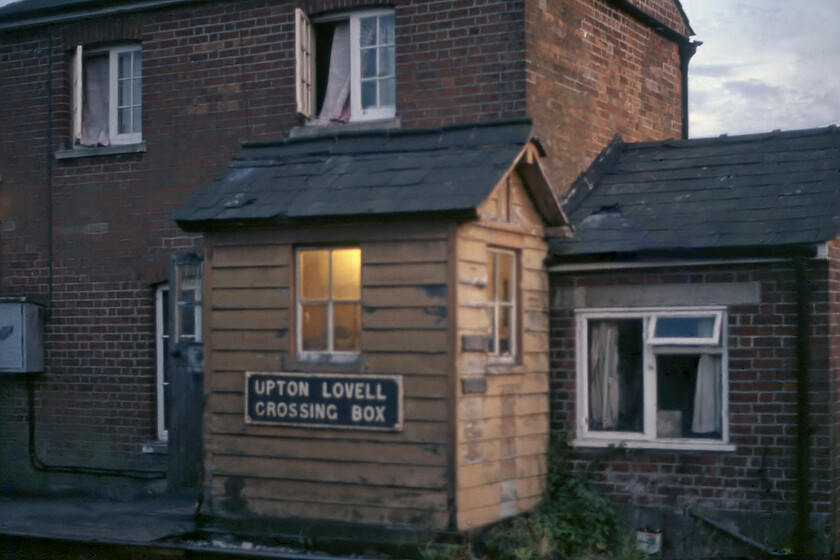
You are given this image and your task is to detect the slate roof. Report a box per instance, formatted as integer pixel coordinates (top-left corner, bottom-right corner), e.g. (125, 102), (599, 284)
(175, 119), (562, 231)
(550, 126), (840, 260)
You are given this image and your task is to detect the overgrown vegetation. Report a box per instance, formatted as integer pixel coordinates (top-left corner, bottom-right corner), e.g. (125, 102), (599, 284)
(421, 432), (637, 560)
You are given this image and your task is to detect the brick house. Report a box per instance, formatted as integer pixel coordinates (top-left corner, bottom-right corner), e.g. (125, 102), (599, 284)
(549, 127), (840, 554)
(0, 0), (692, 538)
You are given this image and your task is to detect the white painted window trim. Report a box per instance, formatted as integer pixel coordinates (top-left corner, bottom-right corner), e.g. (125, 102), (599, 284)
(348, 9), (396, 122)
(575, 306), (731, 451)
(487, 248), (517, 364)
(295, 247), (361, 364)
(155, 284), (169, 442)
(295, 8), (314, 118)
(295, 8), (396, 123)
(73, 43), (143, 147)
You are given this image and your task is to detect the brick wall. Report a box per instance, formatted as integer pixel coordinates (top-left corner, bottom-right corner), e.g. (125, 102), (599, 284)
(525, 0), (686, 193)
(0, 0), (531, 492)
(828, 239), (840, 549)
(549, 261), (833, 525)
(0, 0), (687, 493)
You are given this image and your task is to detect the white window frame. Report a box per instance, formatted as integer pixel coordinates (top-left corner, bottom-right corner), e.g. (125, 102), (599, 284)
(487, 248), (517, 363)
(155, 285), (169, 442)
(575, 307), (732, 451)
(295, 8), (396, 123)
(295, 247), (362, 364)
(73, 43), (142, 147)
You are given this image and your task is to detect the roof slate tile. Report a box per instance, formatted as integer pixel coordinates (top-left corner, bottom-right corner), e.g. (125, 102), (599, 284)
(175, 120), (562, 230)
(552, 126), (840, 258)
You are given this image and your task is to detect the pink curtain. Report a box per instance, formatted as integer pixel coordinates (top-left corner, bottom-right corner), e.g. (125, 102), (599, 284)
(316, 22), (351, 125)
(80, 53), (110, 146)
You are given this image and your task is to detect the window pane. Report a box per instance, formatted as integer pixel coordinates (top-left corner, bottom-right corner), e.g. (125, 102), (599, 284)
(654, 316), (716, 339)
(133, 107), (142, 133)
(300, 250), (329, 300)
(657, 354), (721, 439)
(133, 76), (142, 106)
(333, 303), (360, 352)
(360, 48), (377, 79)
(133, 51), (142, 77)
(179, 306), (195, 338)
(118, 107), (130, 134)
(331, 248), (361, 300)
(379, 77), (395, 107)
(486, 253), (497, 300)
(379, 14), (394, 44)
(588, 319), (643, 432)
(119, 52), (132, 79)
(498, 306), (512, 355)
(497, 252), (513, 302)
(361, 81), (376, 109)
(379, 46), (395, 77)
(119, 78), (131, 106)
(359, 16), (377, 47)
(301, 304), (328, 351)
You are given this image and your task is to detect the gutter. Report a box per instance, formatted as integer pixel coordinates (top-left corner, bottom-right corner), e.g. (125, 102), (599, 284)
(0, 0), (203, 31)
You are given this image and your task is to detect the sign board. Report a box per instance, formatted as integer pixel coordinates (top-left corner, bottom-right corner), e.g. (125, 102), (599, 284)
(245, 372), (403, 431)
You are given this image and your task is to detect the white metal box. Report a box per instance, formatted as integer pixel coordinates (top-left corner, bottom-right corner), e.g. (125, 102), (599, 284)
(0, 300), (44, 373)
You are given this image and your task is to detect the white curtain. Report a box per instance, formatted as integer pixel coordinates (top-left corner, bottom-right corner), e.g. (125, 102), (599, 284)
(589, 322), (619, 430)
(80, 54), (110, 146)
(316, 22), (351, 125)
(692, 354), (721, 433)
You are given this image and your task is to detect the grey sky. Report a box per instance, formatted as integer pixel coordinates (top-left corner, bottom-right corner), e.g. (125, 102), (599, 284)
(681, 0), (840, 138)
(0, 0), (836, 138)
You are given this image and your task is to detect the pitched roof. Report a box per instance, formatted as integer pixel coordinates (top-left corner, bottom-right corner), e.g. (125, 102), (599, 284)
(550, 126), (840, 259)
(174, 119), (564, 231)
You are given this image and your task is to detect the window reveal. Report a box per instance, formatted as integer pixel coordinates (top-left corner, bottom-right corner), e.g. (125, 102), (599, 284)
(296, 9), (396, 124)
(73, 44), (142, 147)
(297, 248), (361, 357)
(580, 309), (726, 445)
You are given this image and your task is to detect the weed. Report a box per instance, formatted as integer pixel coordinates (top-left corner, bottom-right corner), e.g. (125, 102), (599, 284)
(420, 432), (631, 560)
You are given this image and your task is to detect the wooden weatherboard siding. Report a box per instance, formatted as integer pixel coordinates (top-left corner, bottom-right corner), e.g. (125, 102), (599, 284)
(203, 223), (454, 529)
(454, 170), (550, 530)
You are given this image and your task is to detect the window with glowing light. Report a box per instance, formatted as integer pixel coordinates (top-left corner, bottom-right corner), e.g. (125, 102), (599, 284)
(296, 247), (361, 361)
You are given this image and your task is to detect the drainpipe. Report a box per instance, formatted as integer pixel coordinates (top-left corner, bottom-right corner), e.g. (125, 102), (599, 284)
(793, 256), (815, 553)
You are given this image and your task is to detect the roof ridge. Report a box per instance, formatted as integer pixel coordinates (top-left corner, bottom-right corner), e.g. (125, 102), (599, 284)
(624, 124), (839, 151)
(561, 133), (626, 214)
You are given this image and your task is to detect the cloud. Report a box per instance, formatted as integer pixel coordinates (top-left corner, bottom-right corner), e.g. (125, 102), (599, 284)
(682, 0), (840, 137)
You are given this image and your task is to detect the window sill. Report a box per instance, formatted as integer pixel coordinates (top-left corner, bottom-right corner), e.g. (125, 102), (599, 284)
(572, 438), (736, 452)
(289, 117), (401, 138)
(287, 355), (361, 373)
(56, 141), (147, 160)
(141, 440), (168, 454)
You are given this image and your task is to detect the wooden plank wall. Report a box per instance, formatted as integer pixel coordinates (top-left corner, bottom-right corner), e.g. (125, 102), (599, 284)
(454, 171), (550, 530)
(203, 222), (455, 530)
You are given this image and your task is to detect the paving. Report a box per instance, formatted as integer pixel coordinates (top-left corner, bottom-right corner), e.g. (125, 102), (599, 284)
(0, 493), (197, 543)
(0, 494), (408, 559)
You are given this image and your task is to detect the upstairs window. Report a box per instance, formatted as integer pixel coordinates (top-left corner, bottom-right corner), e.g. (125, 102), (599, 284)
(487, 249), (517, 362)
(73, 44), (142, 147)
(296, 247), (362, 363)
(577, 308), (728, 449)
(296, 8), (396, 124)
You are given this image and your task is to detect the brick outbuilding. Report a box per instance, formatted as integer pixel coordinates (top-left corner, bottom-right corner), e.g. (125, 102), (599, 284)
(548, 126), (840, 554)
